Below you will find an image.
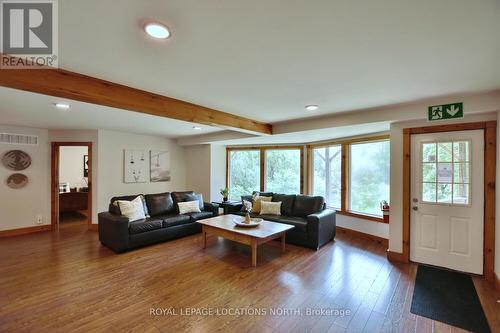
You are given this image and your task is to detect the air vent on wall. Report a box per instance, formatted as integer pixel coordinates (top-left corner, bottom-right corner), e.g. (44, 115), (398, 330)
(0, 133), (39, 145)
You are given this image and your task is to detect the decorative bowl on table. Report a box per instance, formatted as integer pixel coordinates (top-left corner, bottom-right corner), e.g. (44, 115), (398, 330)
(232, 216), (263, 228)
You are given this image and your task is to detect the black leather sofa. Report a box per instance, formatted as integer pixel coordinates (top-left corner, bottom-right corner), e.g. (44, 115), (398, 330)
(98, 191), (218, 253)
(227, 192), (336, 250)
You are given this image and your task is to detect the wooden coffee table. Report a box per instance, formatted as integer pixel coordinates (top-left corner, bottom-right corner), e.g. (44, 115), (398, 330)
(197, 214), (294, 267)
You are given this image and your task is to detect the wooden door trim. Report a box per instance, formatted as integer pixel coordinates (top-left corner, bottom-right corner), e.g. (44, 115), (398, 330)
(397, 121), (496, 282)
(51, 142), (93, 231)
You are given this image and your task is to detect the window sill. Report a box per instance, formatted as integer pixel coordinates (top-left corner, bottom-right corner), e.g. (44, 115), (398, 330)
(335, 210), (387, 224)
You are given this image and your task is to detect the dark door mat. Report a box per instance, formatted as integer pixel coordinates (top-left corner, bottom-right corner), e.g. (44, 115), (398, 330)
(410, 265), (490, 333)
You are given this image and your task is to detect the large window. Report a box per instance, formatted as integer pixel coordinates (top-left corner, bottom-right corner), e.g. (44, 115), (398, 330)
(311, 145), (342, 208)
(227, 147), (303, 200)
(228, 150), (261, 201)
(349, 140), (390, 217)
(308, 136), (390, 222)
(265, 149), (302, 194)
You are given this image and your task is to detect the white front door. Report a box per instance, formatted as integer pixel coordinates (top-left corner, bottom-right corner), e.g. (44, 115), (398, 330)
(410, 130), (484, 274)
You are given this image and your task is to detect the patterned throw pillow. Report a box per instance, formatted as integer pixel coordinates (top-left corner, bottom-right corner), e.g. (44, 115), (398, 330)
(178, 200), (202, 214)
(117, 196), (146, 222)
(260, 201), (282, 215)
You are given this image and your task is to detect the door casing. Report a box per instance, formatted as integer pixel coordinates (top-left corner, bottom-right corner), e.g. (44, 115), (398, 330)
(394, 121), (496, 282)
(51, 142), (93, 231)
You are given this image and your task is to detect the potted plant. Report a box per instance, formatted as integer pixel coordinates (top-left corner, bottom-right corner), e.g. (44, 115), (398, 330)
(220, 188), (229, 202)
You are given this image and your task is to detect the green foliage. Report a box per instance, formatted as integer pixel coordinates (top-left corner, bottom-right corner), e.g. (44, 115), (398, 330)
(229, 151), (260, 200)
(265, 150), (301, 194)
(350, 141), (390, 216)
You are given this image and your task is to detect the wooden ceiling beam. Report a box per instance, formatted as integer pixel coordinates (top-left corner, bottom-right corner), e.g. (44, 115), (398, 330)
(0, 58), (272, 135)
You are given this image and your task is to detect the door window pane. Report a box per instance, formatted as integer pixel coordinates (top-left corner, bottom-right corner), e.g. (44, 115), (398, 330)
(453, 184), (469, 204)
(228, 150), (260, 200)
(264, 149), (301, 194)
(453, 141), (470, 162)
(437, 142), (453, 162)
(349, 140), (390, 216)
(422, 163), (436, 182)
(437, 183), (452, 203)
(422, 143), (437, 162)
(421, 140), (471, 205)
(422, 183), (437, 202)
(312, 145), (342, 208)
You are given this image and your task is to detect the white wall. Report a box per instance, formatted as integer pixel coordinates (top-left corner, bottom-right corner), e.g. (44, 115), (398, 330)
(184, 145), (211, 200)
(97, 130), (187, 216)
(210, 145), (227, 202)
(59, 146), (88, 189)
(0, 125), (50, 230)
(389, 112), (497, 253)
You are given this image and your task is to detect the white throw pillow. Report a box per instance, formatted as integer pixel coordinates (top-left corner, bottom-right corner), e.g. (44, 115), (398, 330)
(178, 200), (201, 214)
(260, 201), (282, 215)
(117, 196), (146, 222)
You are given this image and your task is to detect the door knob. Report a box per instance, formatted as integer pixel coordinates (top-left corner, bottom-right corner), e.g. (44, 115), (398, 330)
(412, 206), (418, 211)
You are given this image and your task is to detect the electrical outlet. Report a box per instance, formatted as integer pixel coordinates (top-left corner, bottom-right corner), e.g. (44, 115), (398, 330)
(36, 215), (43, 225)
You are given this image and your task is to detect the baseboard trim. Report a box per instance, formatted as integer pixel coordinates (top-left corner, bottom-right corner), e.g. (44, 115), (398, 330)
(0, 225), (52, 237)
(336, 226), (388, 248)
(88, 224), (98, 231)
(387, 250), (409, 263)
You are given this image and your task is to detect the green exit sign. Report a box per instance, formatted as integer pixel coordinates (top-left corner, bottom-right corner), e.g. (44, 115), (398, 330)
(428, 102), (463, 121)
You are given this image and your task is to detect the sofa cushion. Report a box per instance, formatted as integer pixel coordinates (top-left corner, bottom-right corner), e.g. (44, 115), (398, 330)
(292, 195), (325, 217)
(275, 216), (308, 232)
(252, 191), (273, 197)
(178, 201), (201, 214)
(171, 191), (195, 212)
(129, 218), (163, 235)
(109, 194), (143, 214)
(161, 214), (192, 228)
(117, 196), (146, 222)
(145, 192), (175, 216)
(183, 211), (214, 221)
(184, 193), (204, 210)
(272, 194), (296, 216)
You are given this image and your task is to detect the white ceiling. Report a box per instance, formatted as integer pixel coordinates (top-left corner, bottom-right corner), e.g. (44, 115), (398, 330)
(0, 87), (220, 138)
(56, 0), (500, 124)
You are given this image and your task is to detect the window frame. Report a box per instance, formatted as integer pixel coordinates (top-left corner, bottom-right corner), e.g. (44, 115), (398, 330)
(226, 146), (305, 197)
(307, 135), (390, 223)
(309, 143), (343, 210)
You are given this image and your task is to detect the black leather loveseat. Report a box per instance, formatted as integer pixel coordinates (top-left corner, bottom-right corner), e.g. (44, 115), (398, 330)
(227, 192), (336, 250)
(98, 191), (218, 253)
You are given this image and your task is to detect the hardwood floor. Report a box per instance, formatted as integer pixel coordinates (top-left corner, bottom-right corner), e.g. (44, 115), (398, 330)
(0, 225), (498, 333)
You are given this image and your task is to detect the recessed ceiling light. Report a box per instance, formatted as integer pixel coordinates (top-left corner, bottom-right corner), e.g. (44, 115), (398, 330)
(144, 22), (170, 39)
(192, 126), (202, 130)
(305, 105), (319, 111)
(54, 103), (70, 110)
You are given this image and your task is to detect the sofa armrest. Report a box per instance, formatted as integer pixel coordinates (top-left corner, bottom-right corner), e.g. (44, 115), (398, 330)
(226, 203), (243, 214)
(204, 202), (219, 216)
(98, 212), (130, 253)
(306, 209), (336, 249)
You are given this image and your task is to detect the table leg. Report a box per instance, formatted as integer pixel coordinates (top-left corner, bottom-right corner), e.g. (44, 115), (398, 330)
(202, 227), (207, 249)
(251, 239), (257, 267)
(281, 233), (286, 252)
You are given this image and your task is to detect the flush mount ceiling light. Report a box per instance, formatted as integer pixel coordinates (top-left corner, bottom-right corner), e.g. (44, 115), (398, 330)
(144, 22), (171, 39)
(305, 105), (319, 111)
(192, 126), (202, 130)
(54, 102), (70, 110)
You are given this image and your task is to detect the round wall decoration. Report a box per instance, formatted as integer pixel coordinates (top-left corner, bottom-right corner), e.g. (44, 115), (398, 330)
(7, 173), (28, 189)
(2, 150), (31, 171)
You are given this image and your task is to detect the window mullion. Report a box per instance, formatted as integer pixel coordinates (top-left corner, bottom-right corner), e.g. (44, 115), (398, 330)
(341, 143), (348, 212)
